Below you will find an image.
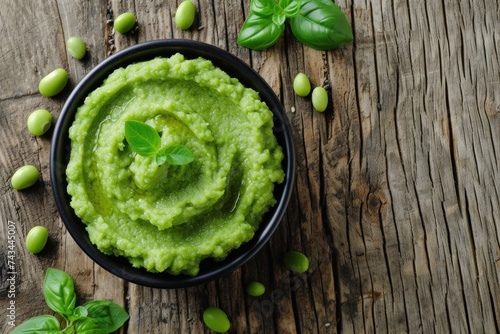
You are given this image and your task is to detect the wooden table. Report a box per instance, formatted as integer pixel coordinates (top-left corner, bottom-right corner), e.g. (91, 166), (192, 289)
(1, 1), (499, 333)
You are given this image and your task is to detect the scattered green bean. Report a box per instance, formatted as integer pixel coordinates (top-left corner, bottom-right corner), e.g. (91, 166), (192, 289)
(175, 0), (196, 30)
(66, 36), (86, 60)
(114, 12), (136, 34)
(26, 226), (49, 254)
(246, 281), (266, 297)
(38, 68), (68, 97)
(203, 307), (230, 333)
(27, 109), (52, 136)
(284, 250), (309, 273)
(11, 165), (40, 190)
(293, 72), (311, 97)
(311, 86), (328, 112)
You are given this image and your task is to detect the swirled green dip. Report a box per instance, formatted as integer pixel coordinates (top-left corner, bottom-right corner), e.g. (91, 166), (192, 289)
(66, 54), (284, 275)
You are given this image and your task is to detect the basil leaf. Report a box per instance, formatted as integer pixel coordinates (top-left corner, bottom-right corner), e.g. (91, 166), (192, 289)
(124, 120), (161, 157)
(77, 300), (129, 333)
(237, 12), (285, 50)
(289, 0), (353, 50)
(75, 318), (108, 334)
(280, 0), (302, 17)
(68, 305), (89, 322)
(272, 11), (286, 26)
(42, 268), (76, 318)
(250, 0), (277, 17)
(61, 327), (74, 334)
(11, 315), (60, 334)
(156, 145), (195, 166)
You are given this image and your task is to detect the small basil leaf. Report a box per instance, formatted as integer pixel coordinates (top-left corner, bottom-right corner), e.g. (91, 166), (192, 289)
(237, 12), (285, 50)
(42, 268), (76, 318)
(156, 145), (195, 166)
(250, 0), (277, 17)
(11, 315), (60, 334)
(283, 0), (301, 17)
(290, 0), (353, 50)
(68, 305), (89, 322)
(78, 300), (129, 333)
(124, 120), (161, 157)
(272, 11), (286, 26)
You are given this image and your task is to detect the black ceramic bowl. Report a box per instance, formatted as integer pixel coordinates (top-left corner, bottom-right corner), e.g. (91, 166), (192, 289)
(50, 40), (296, 288)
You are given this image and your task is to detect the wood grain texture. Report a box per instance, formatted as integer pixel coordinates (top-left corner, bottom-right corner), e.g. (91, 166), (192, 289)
(1, 0), (499, 333)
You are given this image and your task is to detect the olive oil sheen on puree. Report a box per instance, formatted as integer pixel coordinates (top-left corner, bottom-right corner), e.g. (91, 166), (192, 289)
(66, 54), (285, 276)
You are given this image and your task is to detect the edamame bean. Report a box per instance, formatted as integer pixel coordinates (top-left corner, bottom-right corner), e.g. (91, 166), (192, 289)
(114, 12), (136, 34)
(284, 250), (309, 273)
(175, 1), (196, 30)
(311, 86), (328, 112)
(11, 165), (40, 190)
(246, 281), (266, 297)
(203, 307), (230, 333)
(293, 72), (311, 97)
(38, 68), (68, 97)
(66, 36), (86, 60)
(26, 226), (49, 254)
(27, 109), (52, 136)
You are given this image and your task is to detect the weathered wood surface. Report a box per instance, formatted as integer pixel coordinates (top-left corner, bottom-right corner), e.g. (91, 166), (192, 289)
(1, 0), (499, 333)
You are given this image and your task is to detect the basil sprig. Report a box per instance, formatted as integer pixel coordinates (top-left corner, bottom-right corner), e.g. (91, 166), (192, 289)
(12, 268), (129, 334)
(237, 0), (353, 51)
(124, 120), (195, 166)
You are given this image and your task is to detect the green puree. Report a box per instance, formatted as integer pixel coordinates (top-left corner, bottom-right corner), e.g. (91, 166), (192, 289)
(66, 54), (285, 275)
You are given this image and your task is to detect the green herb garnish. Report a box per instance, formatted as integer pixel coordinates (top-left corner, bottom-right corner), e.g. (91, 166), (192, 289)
(237, 0), (353, 51)
(124, 120), (161, 157)
(12, 268), (129, 334)
(124, 120), (194, 166)
(156, 145), (195, 165)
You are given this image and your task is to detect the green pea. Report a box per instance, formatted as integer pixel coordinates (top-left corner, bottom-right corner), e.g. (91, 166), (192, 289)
(66, 36), (86, 60)
(11, 165), (40, 190)
(114, 12), (136, 34)
(293, 72), (311, 97)
(284, 251), (309, 273)
(27, 109), (52, 136)
(26, 226), (49, 254)
(311, 86), (328, 112)
(175, 0), (196, 30)
(203, 307), (230, 333)
(38, 68), (68, 97)
(246, 281), (266, 297)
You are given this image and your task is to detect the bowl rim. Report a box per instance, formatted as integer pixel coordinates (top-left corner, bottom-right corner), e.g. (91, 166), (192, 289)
(50, 39), (296, 288)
